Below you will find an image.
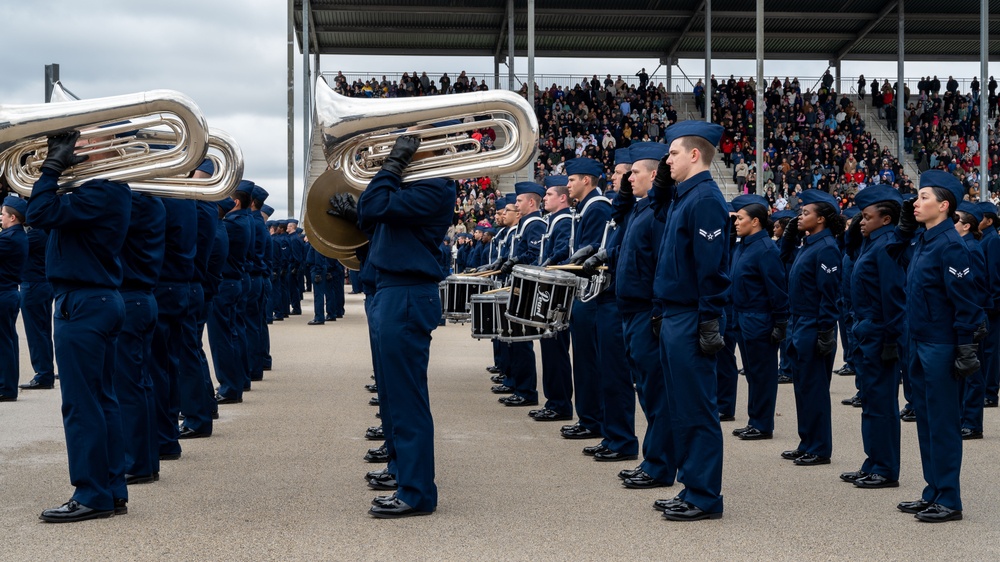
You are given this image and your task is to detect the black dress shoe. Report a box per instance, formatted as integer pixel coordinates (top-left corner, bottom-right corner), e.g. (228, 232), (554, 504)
(900, 407), (916, 422)
(531, 409), (573, 421)
(661, 501), (723, 521)
(500, 395), (538, 407)
(178, 427), (210, 440)
(781, 449), (806, 460)
(364, 449), (389, 463)
(841, 394), (861, 406)
(961, 428), (984, 440)
(915, 503), (963, 523)
(486, 365), (501, 374)
(562, 422), (581, 431)
(582, 444), (609, 456)
(836, 366), (856, 376)
(853, 473), (899, 488)
(125, 473), (157, 485)
(490, 384), (514, 394)
(562, 426), (600, 440)
(39, 500), (114, 523)
(622, 471), (672, 488)
(365, 383), (378, 393)
(114, 498), (128, 516)
(718, 413), (735, 422)
(594, 450), (638, 462)
(211, 411), (220, 420)
(793, 454), (831, 466)
(985, 398), (999, 408)
(777, 374), (793, 384)
(490, 374), (505, 384)
(839, 470), (869, 483)
(365, 426), (384, 440)
(19, 380), (54, 390)
(369, 396), (380, 406)
(653, 496), (684, 512)
(215, 393), (241, 404)
(618, 466), (643, 480)
(897, 499), (931, 514)
(368, 497), (432, 519)
(366, 475), (398, 490)
(160, 452), (181, 461)
(365, 468), (394, 480)
(325, 316), (337, 321)
(732, 425), (752, 436)
(736, 427), (772, 440)
(0, 395), (16, 402)
(307, 320), (325, 325)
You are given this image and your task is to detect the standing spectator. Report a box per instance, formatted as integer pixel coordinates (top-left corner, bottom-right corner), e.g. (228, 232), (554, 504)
(858, 75), (866, 100)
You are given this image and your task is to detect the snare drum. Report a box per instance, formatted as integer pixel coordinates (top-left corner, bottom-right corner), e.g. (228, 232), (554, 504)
(442, 275), (496, 322)
(505, 265), (580, 331)
(438, 280), (448, 320)
(494, 289), (548, 342)
(470, 292), (502, 339)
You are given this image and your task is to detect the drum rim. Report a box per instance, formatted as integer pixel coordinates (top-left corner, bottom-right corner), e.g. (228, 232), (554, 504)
(510, 264), (580, 285)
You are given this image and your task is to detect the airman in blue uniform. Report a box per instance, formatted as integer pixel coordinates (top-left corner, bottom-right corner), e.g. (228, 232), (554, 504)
(955, 201), (989, 440)
(771, 209), (798, 385)
(209, 195), (250, 404)
(976, 201), (1000, 409)
(306, 243), (328, 325)
(0, 196), (28, 401)
(247, 185), (270, 381)
(17, 216), (55, 391)
(837, 207), (863, 408)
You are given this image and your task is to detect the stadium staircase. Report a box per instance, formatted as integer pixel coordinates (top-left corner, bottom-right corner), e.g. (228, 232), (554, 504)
(849, 95), (921, 181)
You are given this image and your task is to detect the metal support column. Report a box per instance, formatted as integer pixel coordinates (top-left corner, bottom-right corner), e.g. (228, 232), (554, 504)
(667, 63), (672, 97)
(287, 0), (295, 214)
(897, 1), (905, 163)
(834, 59), (842, 95)
(507, 0), (515, 91)
(527, 0), (536, 180)
(705, 0), (712, 123)
(982, 0), (989, 185)
(44, 64), (59, 102)
(494, 56), (500, 90)
(755, 0), (764, 180)
(301, 0), (312, 215)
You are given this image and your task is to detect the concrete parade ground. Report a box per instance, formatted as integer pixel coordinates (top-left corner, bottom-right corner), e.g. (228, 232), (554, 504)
(2, 290), (1000, 561)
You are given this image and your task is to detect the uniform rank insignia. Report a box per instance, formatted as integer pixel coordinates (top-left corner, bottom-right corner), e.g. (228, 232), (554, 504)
(699, 228), (723, 241)
(949, 266), (971, 278)
(820, 264), (838, 274)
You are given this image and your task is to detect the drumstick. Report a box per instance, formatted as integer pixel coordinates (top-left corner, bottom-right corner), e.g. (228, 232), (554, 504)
(544, 265), (609, 271)
(481, 286), (512, 294)
(471, 270), (501, 277)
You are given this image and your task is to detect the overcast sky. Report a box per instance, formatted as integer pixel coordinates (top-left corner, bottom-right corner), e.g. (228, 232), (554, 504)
(2, 1), (996, 218)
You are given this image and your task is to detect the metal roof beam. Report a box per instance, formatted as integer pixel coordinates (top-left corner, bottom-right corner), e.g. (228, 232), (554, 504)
(834, 1), (897, 60)
(313, 25), (866, 41)
(493, 14), (508, 59)
(665, 0), (706, 60)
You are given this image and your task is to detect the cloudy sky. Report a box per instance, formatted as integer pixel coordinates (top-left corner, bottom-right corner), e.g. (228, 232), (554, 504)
(2, 1), (994, 218)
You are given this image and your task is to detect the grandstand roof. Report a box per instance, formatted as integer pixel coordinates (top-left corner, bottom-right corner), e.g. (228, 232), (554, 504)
(295, 0), (1000, 62)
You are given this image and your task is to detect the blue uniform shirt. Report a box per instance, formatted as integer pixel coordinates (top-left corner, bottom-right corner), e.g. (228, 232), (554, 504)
(979, 227), (1000, 314)
(512, 211), (546, 265)
(541, 208), (573, 265)
(250, 210), (269, 275)
(568, 189), (612, 263)
(205, 215), (229, 299)
(0, 224), (28, 291)
(787, 228), (842, 327)
(26, 170), (131, 294)
(962, 233), (990, 312)
(120, 193), (166, 291)
(221, 208), (251, 280)
(849, 225), (906, 341)
(730, 229), (788, 318)
(193, 201), (216, 285)
(159, 198), (197, 283)
(615, 197), (665, 313)
(20, 227), (49, 283)
(653, 170), (731, 320)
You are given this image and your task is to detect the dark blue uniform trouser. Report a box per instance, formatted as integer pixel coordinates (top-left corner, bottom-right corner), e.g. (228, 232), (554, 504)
(55, 288), (127, 511)
(658, 310), (724, 514)
(328, 270), (345, 317)
(839, 308), (857, 371)
(735, 311), (780, 433)
(246, 275), (264, 381)
(853, 321), (901, 480)
(0, 290), (19, 398)
(623, 311), (674, 484)
(261, 278), (272, 368)
(985, 313), (1000, 402)
(115, 290), (158, 477)
(287, 270), (302, 313)
(197, 288), (218, 417)
(180, 283), (213, 434)
(237, 275), (251, 389)
(312, 276), (327, 322)
(789, 314), (836, 457)
(779, 336), (793, 380)
(349, 270), (362, 293)
(509, 342), (537, 402)
(209, 279), (244, 400)
(367, 293), (397, 477)
(569, 298), (602, 433)
(539, 329), (573, 416)
(20, 281), (55, 386)
(273, 272), (287, 319)
(908, 340), (963, 511)
(596, 299), (637, 455)
(961, 346), (986, 433)
(374, 284), (439, 512)
(716, 329), (739, 418)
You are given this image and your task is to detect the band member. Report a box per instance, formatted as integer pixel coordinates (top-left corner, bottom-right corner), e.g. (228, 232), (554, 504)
(0, 196), (28, 401)
(771, 209), (798, 385)
(17, 211), (56, 391)
(955, 201), (989, 440)
(209, 194), (250, 405)
(979, 202), (1000, 409)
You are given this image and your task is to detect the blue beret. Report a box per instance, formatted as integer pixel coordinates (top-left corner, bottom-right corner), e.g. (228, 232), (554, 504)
(473, 225), (487, 233)
(798, 189), (840, 211)
(854, 186), (903, 211)
(665, 120), (724, 147)
(771, 210), (797, 221)
(979, 201), (998, 217)
(544, 175), (568, 188)
(730, 194), (770, 212)
(959, 201), (985, 222)
(288, 218), (299, 225)
(614, 148), (633, 166)
(726, 202), (735, 212)
(842, 207), (860, 219)
(920, 170), (965, 203)
(195, 159), (215, 176)
(484, 227), (497, 236)
(236, 180), (255, 194)
(628, 142), (669, 163)
(277, 219), (288, 227)
(2, 195), (26, 216)
(514, 182), (546, 198)
(217, 197), (236, 212)
(565, 157), (603, 178)
(902, 192), (918, 202)
(265, 221), (273, 227)
(252, 185), (269, 203)
(503, 194), (518, 207)
(261, 204), (274, 216)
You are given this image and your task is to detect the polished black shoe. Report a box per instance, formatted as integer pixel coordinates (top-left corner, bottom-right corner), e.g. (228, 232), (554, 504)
(582, 443), (609, 456)
(915, 503), (963, 523)
(160, 452), (181, 461)
(215, 393), (241, 404)
(365, 426), (384, 440)
(839, 470), (869, 483)
(324, 316), (337, 322)
(39, 500), (114, 523)
(0, 395), (16, 402)
(369, 396), (380, 406)
(490, 384), (514, 394)
(365, 383), (378, 393)
(125, 473), (157, 485)
(365, 468), (393, 480)
(366, 474), (398, 490)
(622, 471), (672, 489)
(371, 493), (397, 507)
(211, 411), (220, 420)
(178, 426), (210, 440)
(561, 426), (600, 440)
(661, 501), (723, 521)
(736, 427), (772, 440)
(375, 411), (381, 419)
(307, 320), (325, 325)
(793, 454), (831, 466)
(961, 428), (984, 440)
(19, 379), (54, 390)
(897, 499), (931, 514)
(985, 398), (999, 408)
(777, 374), (793, 384)
(732, 425), (752, 436)
(594, 449), (638, 462)
(290, 310), (302, 315)
(500, 395), (538, 407)
(853, 473), (899, 489)
(489, 374), (505, 384)
(900, 407), (916, 422)
(618, 466), (643, 480)
(835, 366), (856, 376)
(486, 365), (501, 374)
(653, 496), (684, 512)
(364, 449), (389, 463)
(781, 449), (806, 460)
(114, 498), (128, 515)
(841, 394), (861, 406)
(718, 413), (735, 422)
(531, 409), (573, 421)
(368, 497), (432, 519)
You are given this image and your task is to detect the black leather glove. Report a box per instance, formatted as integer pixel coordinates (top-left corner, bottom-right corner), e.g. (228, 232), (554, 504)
(568, 245), (596, 265)
(326, 272), (334, 281)
(729, 214), (738, 241)
(313, 274), (323, 284)
(652, 315), (662, 338)
(770, 319), (787, 344)
(327, 193), (358, 224)
(845, 215), (863, 258)
(618, 171), (633, 196)
(382, 135), (422, 177)
(653, 157), (675, 196)
(539, 258), (552, 267)
(881, 342), (899, 362)
(898, 199), (917, 236)
(698, 318), (725, 355)
(41, 131), (88, 176)
(816, 326), (837, 356)
(783, 213), (801, 243)
(582, 248), (607, 276)
(462, 267), (477, 274)
(954, 344), (981, 380)
(974, 320), (988, 343)
(499, 258), (519, 276)
(477, 260), (503, 273)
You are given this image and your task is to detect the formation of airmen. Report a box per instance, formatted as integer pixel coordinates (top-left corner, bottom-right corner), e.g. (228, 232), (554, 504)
(349, 118), (994, 523)
(0, 132), (345, 523)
